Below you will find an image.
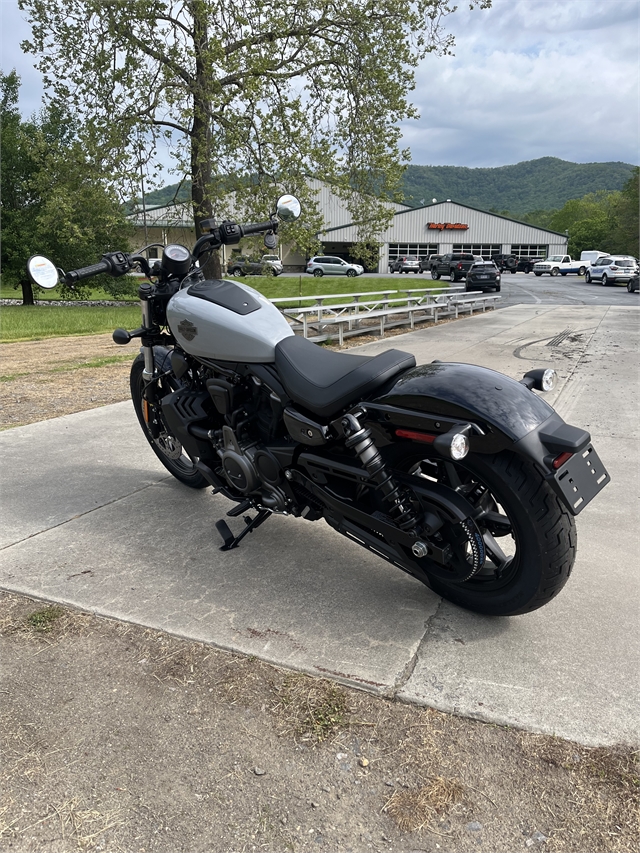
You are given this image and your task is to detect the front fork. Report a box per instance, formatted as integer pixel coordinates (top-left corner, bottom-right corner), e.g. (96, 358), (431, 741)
(140, 285), (156, 382)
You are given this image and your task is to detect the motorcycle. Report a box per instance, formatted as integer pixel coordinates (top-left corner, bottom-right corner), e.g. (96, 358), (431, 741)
(27, 195), (610, 616)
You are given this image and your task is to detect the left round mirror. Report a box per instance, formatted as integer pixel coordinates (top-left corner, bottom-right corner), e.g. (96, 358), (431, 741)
(276, 195), (301, 222)
(27, 255), (59, 289)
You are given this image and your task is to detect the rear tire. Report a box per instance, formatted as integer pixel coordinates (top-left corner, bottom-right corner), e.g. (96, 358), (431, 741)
(602, 274), (608, 286)
(130, 355), (208, 489)
(388, 447), (577, 616)
(313, 268), (324, 277)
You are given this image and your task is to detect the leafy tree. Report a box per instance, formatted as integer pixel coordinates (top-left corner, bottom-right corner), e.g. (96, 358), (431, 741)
(19, 0), (491, 276)
(1, 70), (133, 303)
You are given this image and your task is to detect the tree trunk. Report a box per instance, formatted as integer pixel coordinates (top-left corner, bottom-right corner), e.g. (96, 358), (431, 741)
(20, 278), (35, 305)
(190, 4), (220, 280)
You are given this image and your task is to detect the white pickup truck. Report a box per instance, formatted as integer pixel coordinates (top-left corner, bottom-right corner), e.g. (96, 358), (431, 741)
(533, 255), (588, 277)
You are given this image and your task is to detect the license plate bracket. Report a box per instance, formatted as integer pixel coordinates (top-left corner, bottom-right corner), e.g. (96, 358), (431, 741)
(551, 445), (610, 514)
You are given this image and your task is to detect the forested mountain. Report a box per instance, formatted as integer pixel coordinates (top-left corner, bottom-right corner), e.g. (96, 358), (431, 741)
(401, 158), (636, 214)
(137, 158), (636, 217)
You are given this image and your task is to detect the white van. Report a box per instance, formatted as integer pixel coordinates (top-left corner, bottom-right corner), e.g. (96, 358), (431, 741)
(580, 250), (609, 264)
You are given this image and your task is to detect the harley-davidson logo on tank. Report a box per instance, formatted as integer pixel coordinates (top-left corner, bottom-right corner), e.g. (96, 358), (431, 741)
(178, 319), (198, 341)
(426, 222), (469, 230)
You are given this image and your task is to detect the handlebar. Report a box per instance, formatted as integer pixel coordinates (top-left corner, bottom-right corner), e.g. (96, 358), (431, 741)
(64, 251), (132, 284)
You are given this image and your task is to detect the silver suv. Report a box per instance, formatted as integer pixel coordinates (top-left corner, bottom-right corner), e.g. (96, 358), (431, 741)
(306, 256), (364, 277)
(586, 256), (638, 285)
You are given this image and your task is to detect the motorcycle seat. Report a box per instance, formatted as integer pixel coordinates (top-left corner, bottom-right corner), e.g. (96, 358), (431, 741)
(274, 335), (416, 418)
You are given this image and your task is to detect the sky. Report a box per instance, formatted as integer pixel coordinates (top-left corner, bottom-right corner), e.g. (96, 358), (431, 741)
(1, 0), (639, 170)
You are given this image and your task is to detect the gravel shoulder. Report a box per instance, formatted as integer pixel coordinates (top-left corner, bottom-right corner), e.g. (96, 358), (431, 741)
(1, 334), (638, 852)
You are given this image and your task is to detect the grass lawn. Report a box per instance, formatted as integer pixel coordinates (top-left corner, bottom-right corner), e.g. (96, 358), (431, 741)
(1, 275), (445, 342)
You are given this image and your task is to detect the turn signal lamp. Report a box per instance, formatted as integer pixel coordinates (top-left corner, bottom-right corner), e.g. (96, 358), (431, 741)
(521, 368), (558, 392)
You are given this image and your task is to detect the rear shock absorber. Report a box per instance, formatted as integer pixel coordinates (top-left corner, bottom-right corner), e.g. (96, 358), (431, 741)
(341, 413), (419, 532)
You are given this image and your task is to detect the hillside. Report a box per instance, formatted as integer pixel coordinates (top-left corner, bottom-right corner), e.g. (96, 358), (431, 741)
(135, 158), (636, 216)
(401, 157), (636, 214)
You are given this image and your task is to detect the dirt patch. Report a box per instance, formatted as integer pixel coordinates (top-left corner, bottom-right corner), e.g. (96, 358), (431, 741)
(1, 592), (637, 853)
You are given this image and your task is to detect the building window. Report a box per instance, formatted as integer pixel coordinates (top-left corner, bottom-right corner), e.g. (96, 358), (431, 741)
(510, 244), (548, 259)
(453, 244), (501, 259)
(388, 243), (438, 260)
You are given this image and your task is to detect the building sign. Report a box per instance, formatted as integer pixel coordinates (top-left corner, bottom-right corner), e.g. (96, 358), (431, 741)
(426, 222), (469, 231)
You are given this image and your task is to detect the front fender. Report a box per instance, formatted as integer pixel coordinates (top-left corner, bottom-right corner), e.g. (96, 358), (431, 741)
(373, 362), (554, 443)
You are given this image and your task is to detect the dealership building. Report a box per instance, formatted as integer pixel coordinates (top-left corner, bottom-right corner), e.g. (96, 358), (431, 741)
(318, 199), (568, 271)
(130, 180), (568, 271)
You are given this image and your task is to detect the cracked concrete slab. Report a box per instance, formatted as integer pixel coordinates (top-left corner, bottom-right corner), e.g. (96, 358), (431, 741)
(1, 305), (638, 746)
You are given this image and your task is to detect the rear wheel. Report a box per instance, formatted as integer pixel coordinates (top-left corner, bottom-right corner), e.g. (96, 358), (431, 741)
(130, 356), (208, 488)
(578, 266), (586, 276)
(386, 447), (576, 616)
(602, 274), (609, 286)
(432, 271), (441, 280)
(313, 268), (324, 277)
(534, 272), (542, 277)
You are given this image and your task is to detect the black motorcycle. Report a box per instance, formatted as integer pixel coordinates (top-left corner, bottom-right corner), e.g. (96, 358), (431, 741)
(27, 195), (610, 616)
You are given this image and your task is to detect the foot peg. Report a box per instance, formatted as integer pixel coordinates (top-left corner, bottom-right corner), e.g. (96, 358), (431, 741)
(215, 509), (271, 551)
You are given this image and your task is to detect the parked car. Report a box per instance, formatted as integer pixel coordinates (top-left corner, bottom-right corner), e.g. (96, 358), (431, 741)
(260, 255), (284, 275)
(466, 260), (501, 292)
(627, 273), (639, 293)
(389, 255), (420, 274)
(431, 253), (476, 282)
(418, 254), (441, 274)
(585, 256), (638, 286)
(491, 254), (517, 273)
(514, 257), (544, 274)
(306, 256), (364, 277)
(227, 255), (281, 276)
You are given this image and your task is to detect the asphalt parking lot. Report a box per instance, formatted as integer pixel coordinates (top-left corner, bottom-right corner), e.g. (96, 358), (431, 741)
(1, 303), (638, 748)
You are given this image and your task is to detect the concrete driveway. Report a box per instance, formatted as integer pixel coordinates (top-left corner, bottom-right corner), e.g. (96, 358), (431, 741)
(1, 304), (638, 747)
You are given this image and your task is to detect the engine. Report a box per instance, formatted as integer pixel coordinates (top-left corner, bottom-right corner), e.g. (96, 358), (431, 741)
(217, 425), (290, 511)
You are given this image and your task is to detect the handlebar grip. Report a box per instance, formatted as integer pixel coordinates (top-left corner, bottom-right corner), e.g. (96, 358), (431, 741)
(65, 260), (112, 283)
(240, 219), (277, 237)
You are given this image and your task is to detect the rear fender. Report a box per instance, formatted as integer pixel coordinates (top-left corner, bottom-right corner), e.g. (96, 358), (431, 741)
(366, 361), (608, 514)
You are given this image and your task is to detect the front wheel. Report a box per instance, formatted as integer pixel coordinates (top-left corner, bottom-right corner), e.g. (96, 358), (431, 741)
(387, 447), (577, 616)
(585, 271), (592, 283)
(551, 268), (559, 276)
(130, 355), (208, 488)
(346, 269), (357, 277)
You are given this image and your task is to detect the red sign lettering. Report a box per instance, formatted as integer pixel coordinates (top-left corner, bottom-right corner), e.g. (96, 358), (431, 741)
(426, 222), (469, 230)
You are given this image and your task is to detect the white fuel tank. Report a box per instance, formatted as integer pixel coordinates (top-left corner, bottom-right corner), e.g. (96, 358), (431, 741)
(166, 279), (294, 362)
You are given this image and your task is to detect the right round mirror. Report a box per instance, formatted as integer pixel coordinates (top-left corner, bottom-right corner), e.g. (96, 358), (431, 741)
(276, 195), (301, 222)
(27, 255), (59, 289)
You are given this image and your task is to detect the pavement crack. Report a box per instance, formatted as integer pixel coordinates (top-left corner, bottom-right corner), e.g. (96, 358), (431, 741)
(0, 478), (171, 551)
(391, 597), (445, 696)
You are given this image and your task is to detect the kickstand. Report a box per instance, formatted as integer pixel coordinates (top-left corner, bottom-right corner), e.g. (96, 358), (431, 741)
(215, 509), (272, 551)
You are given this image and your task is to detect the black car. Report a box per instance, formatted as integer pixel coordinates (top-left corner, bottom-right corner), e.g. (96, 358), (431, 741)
(491, 254), (517, 273)
(628, 273), (639, 293)
(466, 260), (501, 292)
(515, 256), (544, 274)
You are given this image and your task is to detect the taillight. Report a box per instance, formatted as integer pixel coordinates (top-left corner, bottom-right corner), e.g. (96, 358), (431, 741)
(457, 262), (463, 269)
(610, 266), (618, 270)
(553, 451), (573, 470)
(396, 429), (436, 444)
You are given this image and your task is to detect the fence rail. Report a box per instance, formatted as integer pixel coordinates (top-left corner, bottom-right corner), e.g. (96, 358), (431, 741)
(272, 288), (501, 346)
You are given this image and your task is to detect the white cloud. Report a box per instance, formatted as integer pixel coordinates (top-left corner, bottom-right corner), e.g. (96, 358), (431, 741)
(404, 0), (640, 165)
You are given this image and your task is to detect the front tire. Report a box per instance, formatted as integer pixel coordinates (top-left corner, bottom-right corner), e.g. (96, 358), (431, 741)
(130, 355), (208, 489)
(585, 271), (592, 283)
(347, 269), (357, 277)
(388, 447), (577, 616)
(551, 268), (559, 276)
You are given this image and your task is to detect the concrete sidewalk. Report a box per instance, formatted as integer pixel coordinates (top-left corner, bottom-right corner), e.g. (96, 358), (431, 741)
(1, 305), (638, 747)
